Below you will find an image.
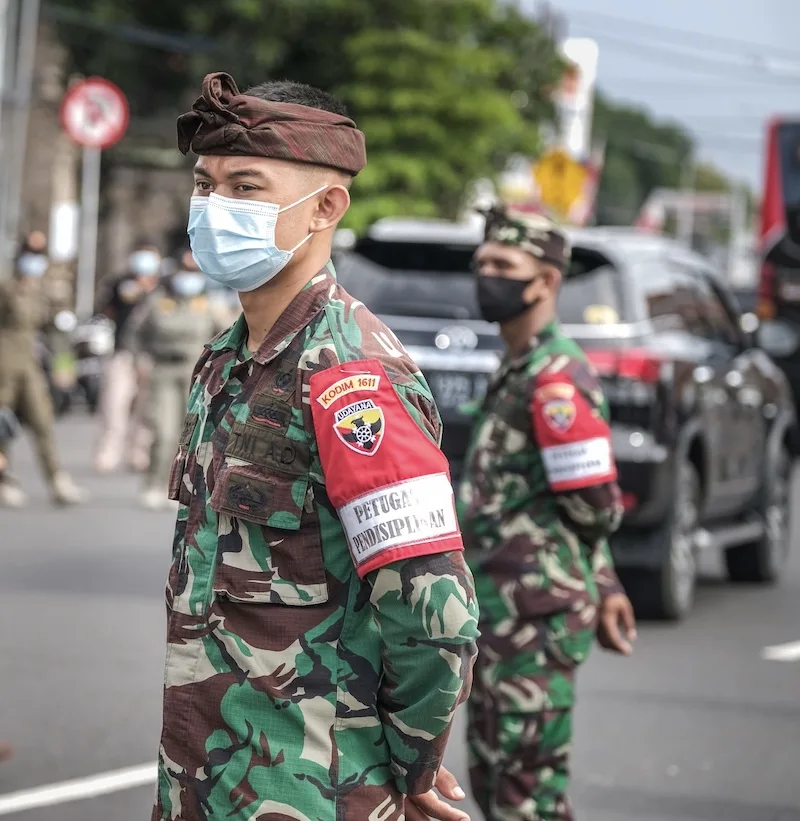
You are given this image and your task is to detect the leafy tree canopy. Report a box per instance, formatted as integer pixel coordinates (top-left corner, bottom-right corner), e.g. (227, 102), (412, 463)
(52, 0), (563, 230)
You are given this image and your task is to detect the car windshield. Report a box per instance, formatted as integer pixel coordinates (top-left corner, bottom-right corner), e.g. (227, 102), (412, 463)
(336, 237), (619, 322)
(557, 263), (624, 325)
(335, 239), (480, 319)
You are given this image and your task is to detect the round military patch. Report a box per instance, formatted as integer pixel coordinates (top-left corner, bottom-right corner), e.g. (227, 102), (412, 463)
(542, 398), (576, 433)
(334, 399), (384, 456)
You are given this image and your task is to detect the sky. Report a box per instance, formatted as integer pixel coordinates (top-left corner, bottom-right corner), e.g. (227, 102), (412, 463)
(523, 0), (800, 193)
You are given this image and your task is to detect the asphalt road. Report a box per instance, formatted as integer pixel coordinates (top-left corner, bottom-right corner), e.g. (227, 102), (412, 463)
(2, 415), (800, 821)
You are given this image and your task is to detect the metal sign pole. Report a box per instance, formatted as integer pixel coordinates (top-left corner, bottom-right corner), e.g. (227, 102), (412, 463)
(1, 0), (41, 275)
(0, 0), (20, 274)
(677, 154), (696, 249)
(76, 145), (101, 318)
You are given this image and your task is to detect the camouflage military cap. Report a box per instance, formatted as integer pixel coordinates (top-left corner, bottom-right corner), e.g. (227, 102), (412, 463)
(177, 72), (367, 176)
(480, 202), (571, 272)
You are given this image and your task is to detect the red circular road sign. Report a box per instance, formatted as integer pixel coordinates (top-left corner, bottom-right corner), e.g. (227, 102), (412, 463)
(60, 77), (130, 150)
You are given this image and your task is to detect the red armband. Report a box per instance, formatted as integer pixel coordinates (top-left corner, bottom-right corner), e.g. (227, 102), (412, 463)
(531, 372), (617, 492)
(310, 359), (463, 577)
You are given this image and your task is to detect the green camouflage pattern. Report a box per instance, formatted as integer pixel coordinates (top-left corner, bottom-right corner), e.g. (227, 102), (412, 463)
(481, 204), (570, 272)
(152, 263), (479, 821)
(457, 320), (623, 821)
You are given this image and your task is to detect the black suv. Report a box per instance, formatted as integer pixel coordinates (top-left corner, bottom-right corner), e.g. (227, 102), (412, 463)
(334, 221), (796, 621)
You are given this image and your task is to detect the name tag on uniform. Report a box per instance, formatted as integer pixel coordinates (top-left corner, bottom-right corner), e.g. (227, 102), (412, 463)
(338, 474), (459, 568)
(541, 437), (613, 488)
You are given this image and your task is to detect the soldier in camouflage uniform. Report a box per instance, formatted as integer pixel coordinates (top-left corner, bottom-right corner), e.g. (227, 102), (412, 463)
(458, 204), (637, 821)
(151, 72), (479, 821)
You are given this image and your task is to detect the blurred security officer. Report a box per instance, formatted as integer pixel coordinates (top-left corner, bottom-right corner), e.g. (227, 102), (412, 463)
(124, 254), (230, 509)
(459, 204), (636, 821)
(93, 241), (161, 474)
(0, 235), (87, 506)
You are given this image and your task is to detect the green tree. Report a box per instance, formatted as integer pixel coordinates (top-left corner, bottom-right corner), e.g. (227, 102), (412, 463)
(53, 0), (562, 230)
(592, 95), (692, 225)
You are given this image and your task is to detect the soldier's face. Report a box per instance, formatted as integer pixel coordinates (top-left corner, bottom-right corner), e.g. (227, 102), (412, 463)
(473, 242), (537, 282)
(473, 242), (559, 304)
(192, 155), (348, 256)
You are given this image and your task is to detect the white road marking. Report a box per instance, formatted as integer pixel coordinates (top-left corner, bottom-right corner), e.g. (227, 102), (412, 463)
(761, 640), (800, 662)
(0, 762), (156, 815)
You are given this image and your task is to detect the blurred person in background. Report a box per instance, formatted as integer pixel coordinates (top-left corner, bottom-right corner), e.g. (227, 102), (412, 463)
(124, 251), (229, 509)
(0, 233), (87, 506)
(458, 205), (636, 821)
(93, 240), (161, 474)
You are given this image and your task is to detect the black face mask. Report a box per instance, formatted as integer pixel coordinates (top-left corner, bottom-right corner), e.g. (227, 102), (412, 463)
(476, 275), (541, 324)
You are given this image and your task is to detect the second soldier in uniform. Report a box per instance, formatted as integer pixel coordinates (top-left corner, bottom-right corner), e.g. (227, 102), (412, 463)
(459, 205), (636, 821)
(124, 256), (229, 509)
(151, 73), (479, 821)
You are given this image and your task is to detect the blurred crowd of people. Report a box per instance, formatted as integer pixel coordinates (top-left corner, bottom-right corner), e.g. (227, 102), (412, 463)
(0, 232), (240, 510)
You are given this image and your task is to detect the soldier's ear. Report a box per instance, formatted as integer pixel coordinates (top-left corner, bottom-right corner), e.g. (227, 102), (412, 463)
(540, 264), (561, 296)
(309, 186), (350, 234)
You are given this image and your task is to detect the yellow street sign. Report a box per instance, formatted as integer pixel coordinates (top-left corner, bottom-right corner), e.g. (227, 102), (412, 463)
(532, 148), (588, 218)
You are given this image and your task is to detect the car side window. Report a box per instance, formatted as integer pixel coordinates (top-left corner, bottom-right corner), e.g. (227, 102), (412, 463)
(672, 273), (713, 338)
(692, 275), (742, 347)
(638, 265), (689, 332)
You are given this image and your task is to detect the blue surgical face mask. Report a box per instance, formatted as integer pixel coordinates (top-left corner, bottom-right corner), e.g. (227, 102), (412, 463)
(171, 272), (207, 298)
(187, 185), (328, 293)
(129, 249), (162, 277)
(17, 253), (48, 278)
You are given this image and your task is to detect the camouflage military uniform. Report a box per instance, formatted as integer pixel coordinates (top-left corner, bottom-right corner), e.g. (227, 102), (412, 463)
(152, 264), (480, 821)
(458, 321), (624, 821)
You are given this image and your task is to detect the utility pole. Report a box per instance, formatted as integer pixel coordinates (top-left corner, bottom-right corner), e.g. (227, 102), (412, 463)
(677, 152), (696, 250)
(726, 183), (748, 285)
(0, 0), (20, 271)
(0, 0), (41, 276)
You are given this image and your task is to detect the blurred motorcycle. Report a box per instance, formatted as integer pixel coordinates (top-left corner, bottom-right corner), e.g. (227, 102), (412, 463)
(67, 313), (115, 413)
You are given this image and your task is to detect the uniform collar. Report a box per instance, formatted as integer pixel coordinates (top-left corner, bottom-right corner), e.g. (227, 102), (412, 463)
(206, 261), (336, 365)
(505, 319), (560, 370)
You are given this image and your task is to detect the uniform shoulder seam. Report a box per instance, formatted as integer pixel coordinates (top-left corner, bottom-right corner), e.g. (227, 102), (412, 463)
(321, 301), (347, 365)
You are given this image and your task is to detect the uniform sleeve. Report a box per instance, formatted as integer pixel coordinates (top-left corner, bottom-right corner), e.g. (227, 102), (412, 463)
(592, 540), (625, 598)
(530, 365), (624, 546)
(310, 359), (480, 795)
(120, 296), (153, 355)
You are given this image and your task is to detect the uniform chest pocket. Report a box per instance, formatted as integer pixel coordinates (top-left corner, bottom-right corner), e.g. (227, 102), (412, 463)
(209, 457), (328, 607)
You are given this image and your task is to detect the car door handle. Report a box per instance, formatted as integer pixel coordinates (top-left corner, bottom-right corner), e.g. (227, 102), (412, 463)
(725, 370), (744, 389)
(693, 366), (715, 384)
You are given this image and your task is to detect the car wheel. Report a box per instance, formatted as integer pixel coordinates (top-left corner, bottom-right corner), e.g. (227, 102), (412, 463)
(623, 460), (700, 621)
(725, 446), (792, 584)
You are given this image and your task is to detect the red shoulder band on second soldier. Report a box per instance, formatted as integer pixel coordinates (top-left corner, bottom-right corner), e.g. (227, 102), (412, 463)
(531, 371), (617, 492)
